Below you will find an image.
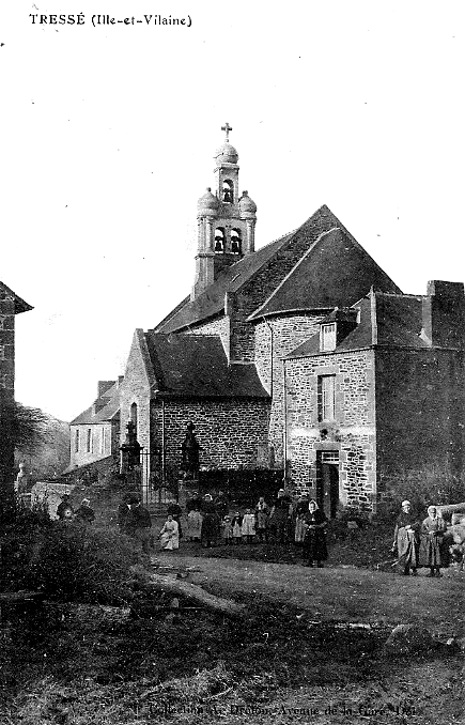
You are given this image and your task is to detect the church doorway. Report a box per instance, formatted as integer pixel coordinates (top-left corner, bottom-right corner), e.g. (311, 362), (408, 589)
(316, 451), (340, 519)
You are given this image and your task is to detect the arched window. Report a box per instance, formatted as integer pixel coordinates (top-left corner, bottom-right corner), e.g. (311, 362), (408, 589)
(222, 180), (234, 203)
(214, 227), (225, 253)
(130, 402), (138, 436)
(231, 228), (242, 254)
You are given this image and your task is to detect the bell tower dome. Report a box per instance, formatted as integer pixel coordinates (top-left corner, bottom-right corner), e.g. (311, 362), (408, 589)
(192, 124), (257, 300)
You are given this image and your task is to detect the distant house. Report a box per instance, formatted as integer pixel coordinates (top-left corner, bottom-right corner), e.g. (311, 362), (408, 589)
(68, 378), (122, 471)
(0, 281), (33, 509)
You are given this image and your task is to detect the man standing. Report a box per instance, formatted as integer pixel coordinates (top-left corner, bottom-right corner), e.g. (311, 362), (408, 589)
(126, 496), (152, 555)
(269, 488), (292, 543)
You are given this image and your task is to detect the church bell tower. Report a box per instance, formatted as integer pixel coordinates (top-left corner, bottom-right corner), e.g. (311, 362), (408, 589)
(192, 124), (257, 300)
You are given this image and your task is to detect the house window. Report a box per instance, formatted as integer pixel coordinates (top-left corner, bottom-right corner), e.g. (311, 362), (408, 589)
(75, 429), (79, 453)
(87, 428), (92, 453)
(318, 375), (336, 421)
(320, 323), (336, 352)
(100, 426), (105, 454)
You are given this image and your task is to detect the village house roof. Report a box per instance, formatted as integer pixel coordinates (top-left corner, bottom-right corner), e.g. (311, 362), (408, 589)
(0, 281), (33, 314)
(155, 205), (401, 333)
(144, 333), (269, 399)
(70, 381), (121, 425)
(285, 292), (430, 359)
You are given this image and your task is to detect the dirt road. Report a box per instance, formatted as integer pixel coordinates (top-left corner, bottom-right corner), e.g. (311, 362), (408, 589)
(153, 551), (464, 635)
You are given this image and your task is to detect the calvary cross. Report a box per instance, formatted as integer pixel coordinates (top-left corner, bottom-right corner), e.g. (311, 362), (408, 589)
(221, 122), (232, 142)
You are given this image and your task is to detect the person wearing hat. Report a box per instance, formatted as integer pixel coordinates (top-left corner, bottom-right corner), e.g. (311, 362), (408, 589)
(392, 500), (420, 575)
(75, 498), (95, 524)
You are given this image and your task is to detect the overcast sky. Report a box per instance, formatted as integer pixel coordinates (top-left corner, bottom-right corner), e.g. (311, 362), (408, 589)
(2, 1), (464, 421)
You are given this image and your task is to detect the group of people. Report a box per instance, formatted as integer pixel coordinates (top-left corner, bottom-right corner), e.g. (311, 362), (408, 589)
(392, 500), (451, 577)
(152, 488), (330, 567)
(56, 494), (95, 524)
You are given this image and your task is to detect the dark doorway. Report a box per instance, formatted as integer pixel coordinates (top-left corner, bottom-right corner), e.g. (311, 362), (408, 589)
(317, 451), (340, 519)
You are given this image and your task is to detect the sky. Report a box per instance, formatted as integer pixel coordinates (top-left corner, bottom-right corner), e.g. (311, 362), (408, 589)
(2, 1), (465, 422)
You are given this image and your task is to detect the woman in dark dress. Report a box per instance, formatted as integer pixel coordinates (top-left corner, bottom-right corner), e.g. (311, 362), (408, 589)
(200, 494), (220, 548)
(391, 500), (420, 575)
(302, 500), (328, 567)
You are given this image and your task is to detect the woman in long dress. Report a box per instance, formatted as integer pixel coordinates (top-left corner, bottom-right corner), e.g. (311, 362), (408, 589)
(419, 505), (448, 577)
(158, 514), (180, 551)
(302, 499), (328, 567)
(187, 507), (203, 541)
(391, 500), (420, 575)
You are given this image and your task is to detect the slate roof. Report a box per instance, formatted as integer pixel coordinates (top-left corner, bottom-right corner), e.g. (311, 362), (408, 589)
(155, 205), (401, 332)
(70, 381), (120, 425)
(286, 293), (429, 359)
(145, 333), (269, 399)
(156, 232), (294, 333)
(0, 281), (33, 314)
(249, 228), (401, 319)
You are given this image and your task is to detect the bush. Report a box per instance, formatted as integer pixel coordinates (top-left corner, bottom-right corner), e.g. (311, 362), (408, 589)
(27, 524), (140, 604)
(1, 507), (140, 604)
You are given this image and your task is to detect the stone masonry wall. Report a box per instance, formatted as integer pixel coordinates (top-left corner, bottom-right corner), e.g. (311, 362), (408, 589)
(119, 332), (154, 454)
(0, 292), (16, 500)
(285, 350), (376, 508)
(254, 315), (326, 464)
(151, 398), (271, 474)
(375, 348), (465, 492)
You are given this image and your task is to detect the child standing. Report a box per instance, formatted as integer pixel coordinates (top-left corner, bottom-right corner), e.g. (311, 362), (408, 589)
(241, 508), (256, 543)
(231, 512), (243, 544)
(221, 515), (233, 544)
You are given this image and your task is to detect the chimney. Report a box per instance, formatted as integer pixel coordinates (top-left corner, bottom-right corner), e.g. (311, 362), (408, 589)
(118, 375), (124, 387)
(98, 380), (115, 398)
(421, 280), (465, 349)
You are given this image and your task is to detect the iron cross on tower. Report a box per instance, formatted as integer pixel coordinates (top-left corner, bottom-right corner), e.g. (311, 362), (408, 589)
(221, 122), (232, 142)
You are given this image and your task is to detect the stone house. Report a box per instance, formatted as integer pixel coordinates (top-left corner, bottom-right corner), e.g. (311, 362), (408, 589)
(0, 281), (32, 510)
(284, 283), (465, 515)
(68, 379), (121, 471)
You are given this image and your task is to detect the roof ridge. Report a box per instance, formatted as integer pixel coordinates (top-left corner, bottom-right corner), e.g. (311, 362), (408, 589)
(248, 227), (341, 321)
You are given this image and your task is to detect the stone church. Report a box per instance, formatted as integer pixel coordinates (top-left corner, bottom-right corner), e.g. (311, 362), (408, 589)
(117, 126), (465, 514)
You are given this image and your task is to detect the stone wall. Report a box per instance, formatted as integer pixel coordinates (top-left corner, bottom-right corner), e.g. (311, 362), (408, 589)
(375, 348), (465, 491)
(284, 349), (376, 508)
(0, 291), (16, 501)
(119, 330), (155, 454)
(151, 398), (271, 475)
(254, 315), (326, 463)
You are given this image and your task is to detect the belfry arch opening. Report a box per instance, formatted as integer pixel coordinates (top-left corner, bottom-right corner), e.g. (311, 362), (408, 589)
(231, 228), (242, 254)
(222, 180), (234, 203)
(214, 227), (225, 253)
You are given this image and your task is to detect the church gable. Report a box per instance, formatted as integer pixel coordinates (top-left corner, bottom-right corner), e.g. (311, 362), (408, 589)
(248, 226), (402, 321)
